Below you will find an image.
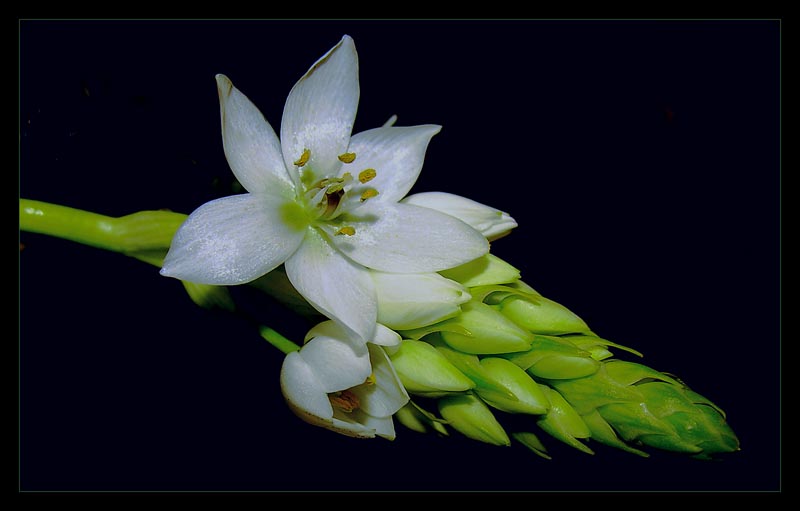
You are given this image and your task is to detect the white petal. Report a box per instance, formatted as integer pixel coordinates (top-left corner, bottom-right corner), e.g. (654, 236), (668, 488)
(281, 35), (359, 183)
(371, 323), (402, 348)
(372, 271), (471, 330)
(402, 191), (518, 241)
(304, 319), (348, 343)
(329, 202), (489, 273)
(346, 125), (441, 203)
(280, 351), (333, 422)
(306, 319), (400, 348)
(351, 344), (409, 418)
(298, 336), (371, 393)
(330, 415), (377, 438)
(285, 227), (377, 343)
(356, 413), (396, 440)
(215, 75), (295, 194)
(160, 193), (305, 285)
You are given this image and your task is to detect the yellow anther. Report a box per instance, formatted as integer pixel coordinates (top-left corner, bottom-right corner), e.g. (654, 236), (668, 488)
(365, 373), (376, 386)
(358, 168), (377, 183)
(338, 152), (357, 163)
(293, 148), (311, 167)
(360, 189), (379, 202)
(336, 226), (356, 236)
(326, 183), (344, 194)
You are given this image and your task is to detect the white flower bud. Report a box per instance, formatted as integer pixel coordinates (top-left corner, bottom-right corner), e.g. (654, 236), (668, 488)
(372, 271), (471, 330)
(402, 191), (518, 241)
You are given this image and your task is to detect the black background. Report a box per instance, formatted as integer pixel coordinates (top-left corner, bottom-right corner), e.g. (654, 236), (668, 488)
(19, 20), (780, 492)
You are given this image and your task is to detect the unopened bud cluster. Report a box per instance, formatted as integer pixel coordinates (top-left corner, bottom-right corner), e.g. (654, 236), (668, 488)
(389, 254), (740, 459)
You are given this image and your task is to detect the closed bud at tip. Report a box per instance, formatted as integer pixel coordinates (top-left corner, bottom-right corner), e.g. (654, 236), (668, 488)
(438, 393), (511, 446)
(389, 339), (475, 396)
(549, 360), (740, 457)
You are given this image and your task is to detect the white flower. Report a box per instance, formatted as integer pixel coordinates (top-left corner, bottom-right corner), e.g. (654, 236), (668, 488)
(402, 191), (518, 241)
(371, 271), (471, 330)
(160, 35), (488, 343)
(280, 320), (408, 439)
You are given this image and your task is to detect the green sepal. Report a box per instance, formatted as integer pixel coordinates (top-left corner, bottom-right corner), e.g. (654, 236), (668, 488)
(476, 357), (550, 415)
(580, 409), (649, 457)
(603, 360), (683, 387)
(389, 339), (475, 395)
(502, 335), (600, 380)
(469, 284), (542, 305)
(428, 335), (518, 403)
(395, 400), (449, 436)
(438, 300), (534, 355)
(512, 431), (552, 460)
(181, 281), (235, 311)
(536, 385), (594, 455)
(547, 364), (645, 415)
(438, 393), (511, 446)
(562, 334), (643, 360)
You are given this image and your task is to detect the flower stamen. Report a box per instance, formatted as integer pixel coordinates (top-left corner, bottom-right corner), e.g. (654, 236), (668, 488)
(335, 226), (356, 236)
(294, 148), (311, 167)
(338, 152), (357, 163)
(358, 169), (377, 183)
(360, 188), (379, 202)
(329, 390), (360, 412)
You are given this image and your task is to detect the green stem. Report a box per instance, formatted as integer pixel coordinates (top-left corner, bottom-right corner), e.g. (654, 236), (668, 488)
(20, 197), (305, 355)
(259, 326), (301, 354)
(19, 198), (187, 255)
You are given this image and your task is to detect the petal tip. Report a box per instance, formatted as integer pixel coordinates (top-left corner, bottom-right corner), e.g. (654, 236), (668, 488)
(215, 74), (233, 97)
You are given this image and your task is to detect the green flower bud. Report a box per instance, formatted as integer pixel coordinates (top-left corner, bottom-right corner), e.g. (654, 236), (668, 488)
(389, 339), (475, 396)
(562, 334), (642, 361)
(498, 294), (590, 335)
(502, 335), (600, 380)
(536, 384), (594, 455)
(439, 300), (534, 354)
(476, 357), (550, 415)
(511, 431), (552, 459)
(395, 401), (449, 436)
(430, 336), (518, 402)
(438, 393), (511, 446)
(439, 253), (521, 287)
(580, 409), (649, 457)
(181, 281), (235, 311)
(549, 360), (740, 457)
(600, 381), (740, 456)
(545, 362), (645, 415)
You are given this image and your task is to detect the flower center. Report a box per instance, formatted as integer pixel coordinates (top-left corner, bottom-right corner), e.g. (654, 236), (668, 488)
(293, 149), (380, 236)
(329, 389), (360, 412)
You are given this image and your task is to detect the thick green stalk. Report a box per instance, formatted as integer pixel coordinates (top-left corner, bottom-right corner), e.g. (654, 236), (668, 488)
(19, 198), (186, 255)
